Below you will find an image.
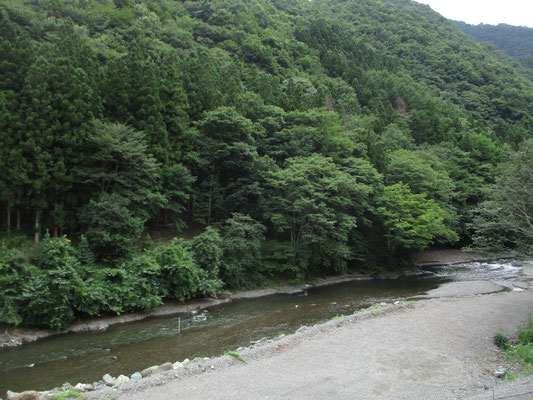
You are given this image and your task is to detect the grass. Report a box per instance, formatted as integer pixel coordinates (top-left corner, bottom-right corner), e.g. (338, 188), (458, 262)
(493, 332), (510, 350)
(494, 318), (533, 377)
(224, 351), (247, 363)
(50, 390), (86, 400)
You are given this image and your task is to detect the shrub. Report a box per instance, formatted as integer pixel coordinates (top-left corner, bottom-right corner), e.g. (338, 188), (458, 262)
(0, 247), (30, 326)
(186, 226), (223, 279)
(152, 239), (223, 301)
(79, 253), (163, 316)
(22, 235), (85, 330)
(217, 213), (266, 288)
(493, 332), (510, 350)
(518, 328), (533, 345)
(79, 193), (144, 262)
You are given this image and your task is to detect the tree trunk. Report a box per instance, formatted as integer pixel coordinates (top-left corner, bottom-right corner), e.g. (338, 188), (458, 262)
(34, 209), (41, 244)
(6, 204), (11, 233)
(53, 199), (58, 238)
(207, 190), (212, 226)
(16, 193), (21, 231)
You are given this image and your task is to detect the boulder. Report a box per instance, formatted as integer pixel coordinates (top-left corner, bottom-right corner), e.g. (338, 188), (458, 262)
(130, 372), (142, 381)
(114, 375), (130, 386)
(141, 362), (174, 377)
(74, 383), (93, 392)
(6, 391), (41, 400)
(102, 373), (116, 386)
(173, 361), (184, 369)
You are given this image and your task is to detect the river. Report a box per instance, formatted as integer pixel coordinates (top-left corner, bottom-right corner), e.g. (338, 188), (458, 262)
(0, 259), (527, 395)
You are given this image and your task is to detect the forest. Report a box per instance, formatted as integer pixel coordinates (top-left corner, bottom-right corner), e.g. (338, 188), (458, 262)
(1, 0), (533, 330)
(455, 21), (533, 72)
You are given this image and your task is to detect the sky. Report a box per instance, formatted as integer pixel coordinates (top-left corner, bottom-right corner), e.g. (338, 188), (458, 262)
(415, 0), (533, 28)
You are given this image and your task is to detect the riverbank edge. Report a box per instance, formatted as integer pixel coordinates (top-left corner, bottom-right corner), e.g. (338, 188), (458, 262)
(0, 249), (497, 349)
(85, 284), (533, 400)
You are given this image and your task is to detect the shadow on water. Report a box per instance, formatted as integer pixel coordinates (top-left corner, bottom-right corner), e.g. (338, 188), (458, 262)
(1, 258), (526, 394)
(0, 277), (447, 393)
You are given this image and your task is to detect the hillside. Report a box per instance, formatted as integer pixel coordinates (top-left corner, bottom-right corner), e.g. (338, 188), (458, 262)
(455, 21), (533, 70)
(1, 0), (533, 330)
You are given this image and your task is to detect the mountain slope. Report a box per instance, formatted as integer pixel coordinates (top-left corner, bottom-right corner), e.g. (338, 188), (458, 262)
(455, 21), (533, 69)
(0, 0), (532, 303)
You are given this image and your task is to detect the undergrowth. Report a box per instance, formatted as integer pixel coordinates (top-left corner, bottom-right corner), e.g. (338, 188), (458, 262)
(494, 318), (533, 376)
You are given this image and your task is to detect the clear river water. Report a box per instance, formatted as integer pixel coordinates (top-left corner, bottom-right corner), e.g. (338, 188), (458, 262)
(0, 259), (527, 394)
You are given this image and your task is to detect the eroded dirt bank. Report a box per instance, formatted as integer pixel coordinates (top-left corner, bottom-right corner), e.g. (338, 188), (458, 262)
(88, 284), (533, 400)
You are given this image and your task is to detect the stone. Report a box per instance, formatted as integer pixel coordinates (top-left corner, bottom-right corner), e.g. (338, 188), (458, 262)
(6, 391), (18, 400)
(6, 391), (40, 400)
(114, 375), (130, 386)
(131, 372), (143, 381)
(182, 358), (190, 365)
(173, 361), (184, 369)
(494, 367), (507, 378)
(141, 365), (159, 378)
(141, 362), (174, 377)
(74, 383), (94, 392)
(296, 326), (308, 334)
(103, 373), (116, 386)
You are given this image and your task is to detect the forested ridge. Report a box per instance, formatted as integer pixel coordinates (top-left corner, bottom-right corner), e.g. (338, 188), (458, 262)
(1, 0), (533, 330)
(455, 21), (533, 72)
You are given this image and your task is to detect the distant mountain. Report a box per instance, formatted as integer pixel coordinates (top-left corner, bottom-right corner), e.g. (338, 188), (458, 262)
(455, 21), (533, 69)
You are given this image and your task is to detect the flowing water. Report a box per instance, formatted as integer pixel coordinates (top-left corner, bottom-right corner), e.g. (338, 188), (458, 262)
(0, 259), (527, 394)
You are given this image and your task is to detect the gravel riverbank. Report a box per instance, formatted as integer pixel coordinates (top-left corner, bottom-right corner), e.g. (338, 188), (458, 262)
(87, 284), (533, 400)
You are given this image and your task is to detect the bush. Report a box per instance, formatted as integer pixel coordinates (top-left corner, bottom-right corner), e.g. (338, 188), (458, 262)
(79, 253), (163, 316)
(0, 247), (30, 326)
(518, 328), (533, 345)
(493, 332), (510, 350)
(21, 235), (85, 330)
(186, 226), (223, 279)
(79, 193), (144, 262)
(217, 213), (266, 288)
(152, 239), (223, 301)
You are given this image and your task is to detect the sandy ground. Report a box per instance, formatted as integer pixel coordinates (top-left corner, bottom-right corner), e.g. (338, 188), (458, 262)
(87, 280), (533, 400)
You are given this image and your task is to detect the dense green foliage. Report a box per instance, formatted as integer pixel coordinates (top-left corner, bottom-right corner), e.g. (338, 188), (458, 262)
(455, 21), (533, 71)
(1, 0), (532, 329)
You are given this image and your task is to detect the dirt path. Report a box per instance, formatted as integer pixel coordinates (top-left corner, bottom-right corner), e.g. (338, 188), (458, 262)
(88, 284), (533, 400)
